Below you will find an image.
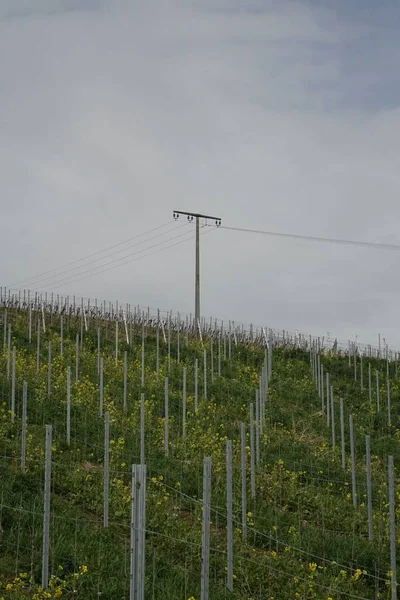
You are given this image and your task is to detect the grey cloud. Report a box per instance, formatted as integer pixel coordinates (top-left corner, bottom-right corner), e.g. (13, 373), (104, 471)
(0, 0), (104, 20)
(1, 1), (400, 348)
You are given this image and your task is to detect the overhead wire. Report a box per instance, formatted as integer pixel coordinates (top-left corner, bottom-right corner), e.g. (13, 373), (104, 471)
(36, 227), (196, 290)
(219, 225), (400, 252)
(8, 221), (173, 289)
(10, 219), (400, 293)
(17, 222), (187, 290)
(43, 225), (217, 292)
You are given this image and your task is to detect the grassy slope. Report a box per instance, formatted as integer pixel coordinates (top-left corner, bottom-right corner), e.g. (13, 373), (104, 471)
(0, 309), (399, 599)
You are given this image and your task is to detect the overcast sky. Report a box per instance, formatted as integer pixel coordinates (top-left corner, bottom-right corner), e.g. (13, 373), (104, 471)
(1, 0), (400, 348)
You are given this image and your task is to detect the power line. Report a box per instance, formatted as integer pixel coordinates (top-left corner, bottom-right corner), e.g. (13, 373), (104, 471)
(38, 228), (196, 290)
(46, 227), (214, 292)
(18, 223), (187, 290)
(41, 226), (216, 292)
(8, 221), (173, 288)
(220, 225), (400, 252)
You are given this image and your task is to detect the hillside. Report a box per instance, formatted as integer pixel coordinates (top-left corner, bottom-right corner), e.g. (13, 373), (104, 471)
(0, 303), (399, 599)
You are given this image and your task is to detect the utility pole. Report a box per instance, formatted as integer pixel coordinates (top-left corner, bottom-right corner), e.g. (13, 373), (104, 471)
(173, 210), (221, 334)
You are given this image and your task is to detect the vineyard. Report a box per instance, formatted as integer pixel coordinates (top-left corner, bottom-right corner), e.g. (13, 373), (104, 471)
(0, 296), (399, 599)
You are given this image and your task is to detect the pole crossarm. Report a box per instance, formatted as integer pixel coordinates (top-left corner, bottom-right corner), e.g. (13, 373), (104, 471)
(173, 210), (222, 226)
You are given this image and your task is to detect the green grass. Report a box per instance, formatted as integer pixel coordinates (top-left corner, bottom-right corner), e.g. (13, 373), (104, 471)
(0, 309), (398, 599)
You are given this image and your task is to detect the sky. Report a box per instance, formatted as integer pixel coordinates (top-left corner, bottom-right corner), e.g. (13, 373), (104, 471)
(1, 0), (400, 349)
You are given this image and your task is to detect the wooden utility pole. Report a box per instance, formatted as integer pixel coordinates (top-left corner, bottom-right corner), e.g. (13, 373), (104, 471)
(173, 211), (221, 333)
